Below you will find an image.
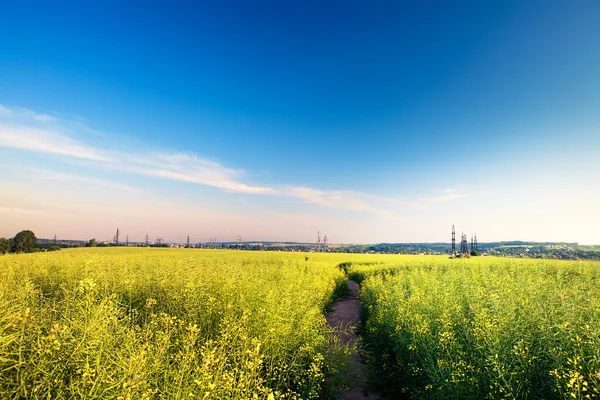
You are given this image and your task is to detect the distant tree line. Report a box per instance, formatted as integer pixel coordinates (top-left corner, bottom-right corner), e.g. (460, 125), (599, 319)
(0, 230), (40, 254)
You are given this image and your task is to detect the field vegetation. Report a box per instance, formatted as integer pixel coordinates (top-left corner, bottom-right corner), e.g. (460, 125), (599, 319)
(2, 249), (600, 399)
(348, 256), (600, 399)
(0, 248), (353, 399)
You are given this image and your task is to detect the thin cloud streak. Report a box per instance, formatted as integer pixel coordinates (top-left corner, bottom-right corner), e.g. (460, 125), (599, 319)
(1, 165), (143, 194)
(426, 193), (472, 203)
(419, 187), (474, 203)
(0, 124), (115, 162)
(0, 205), (48, 215)
(0, 104), (449, 219)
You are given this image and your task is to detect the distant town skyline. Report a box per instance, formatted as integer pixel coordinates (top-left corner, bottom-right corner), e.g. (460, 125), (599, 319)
(1, 2), (599, 244)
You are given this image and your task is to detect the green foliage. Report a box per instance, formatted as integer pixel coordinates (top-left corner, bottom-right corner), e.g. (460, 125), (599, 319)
(87, 238), (97, 247)
(0, 238), (12, 255)
(0, 248), (355, 399)
(351, 256), (600, 399)
(13, 230), (37, 253)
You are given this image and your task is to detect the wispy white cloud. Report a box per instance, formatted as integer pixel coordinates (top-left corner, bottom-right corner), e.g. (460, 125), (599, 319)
(419, 187), (474, 203)
(1, 165), (143, 194)
(0, 104), (58, 123)
(0, 104), (427, 219)
(124, 152), (275, 194)
(0, 205), (48, 215)
(277, 186), (407, 219)
(0, 192), (52, 215)
(0, 124), (115, 162)
(428, 193), (472, 202)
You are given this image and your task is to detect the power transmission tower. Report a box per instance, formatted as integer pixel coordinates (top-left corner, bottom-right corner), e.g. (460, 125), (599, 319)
(470, 235), (474, 254)
(145, 233), (150, 247)
(237, 235), (242, 250)
(53, 234), (57, 244)
(115, 228), (120, 245)
(156, 237), (163, 246)
(474, 234), (479, 252)
(186, 235), (190, 248)
(126, 235), (129, 246)
(316, 231), (321, 252)
(324, 234), (328, 252)
(451, 225), (456, 256)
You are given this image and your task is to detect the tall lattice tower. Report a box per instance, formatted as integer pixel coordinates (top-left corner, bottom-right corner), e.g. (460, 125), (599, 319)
(115, 228), (120, 245)
(451, 225), (456, 256)
(459, 232), (466, 254)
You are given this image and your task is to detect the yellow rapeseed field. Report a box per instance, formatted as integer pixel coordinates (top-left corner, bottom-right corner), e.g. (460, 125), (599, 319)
(0, 248), (354, 399)
(2, 250), (599, 399)
(350, 256), (600, 399)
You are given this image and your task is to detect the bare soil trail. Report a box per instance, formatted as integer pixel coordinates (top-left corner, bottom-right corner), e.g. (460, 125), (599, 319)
(326, 280), (381, 400)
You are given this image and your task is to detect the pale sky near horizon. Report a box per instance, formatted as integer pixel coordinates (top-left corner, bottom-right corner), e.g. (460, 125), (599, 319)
(1, 1), (599, 244)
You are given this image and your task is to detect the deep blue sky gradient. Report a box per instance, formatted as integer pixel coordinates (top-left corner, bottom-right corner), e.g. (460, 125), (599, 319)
(1, 1), (599, 242)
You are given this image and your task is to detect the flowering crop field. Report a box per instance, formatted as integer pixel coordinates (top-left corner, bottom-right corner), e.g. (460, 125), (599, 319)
(2, 250), (600, 399)
(0, 248), (355, 399)
(349, 256), (600, 399)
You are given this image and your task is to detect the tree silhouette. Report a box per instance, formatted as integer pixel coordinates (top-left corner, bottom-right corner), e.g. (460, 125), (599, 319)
(13, 230), (37, 253)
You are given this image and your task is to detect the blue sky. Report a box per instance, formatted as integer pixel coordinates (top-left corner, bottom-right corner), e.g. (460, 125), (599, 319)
(1, 1), (599, 244)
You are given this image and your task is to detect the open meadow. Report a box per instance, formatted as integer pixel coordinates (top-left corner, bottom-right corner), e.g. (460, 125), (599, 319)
(1, 249), (599, 399)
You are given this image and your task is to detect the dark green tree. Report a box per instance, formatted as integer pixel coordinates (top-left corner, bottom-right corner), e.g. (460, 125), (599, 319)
(88, 238), (97, 247)
(0, 238), (12, 255)
(13, 230), (37, 253)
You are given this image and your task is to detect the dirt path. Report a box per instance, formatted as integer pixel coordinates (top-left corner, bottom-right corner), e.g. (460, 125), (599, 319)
(326, 280), (381, 400)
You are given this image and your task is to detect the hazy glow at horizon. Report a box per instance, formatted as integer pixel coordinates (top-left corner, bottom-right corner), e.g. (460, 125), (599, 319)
(1, 3), (599, 244)
(1, 104), (598, 244)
